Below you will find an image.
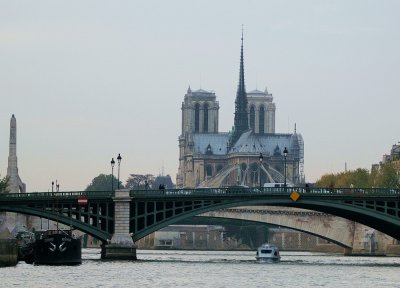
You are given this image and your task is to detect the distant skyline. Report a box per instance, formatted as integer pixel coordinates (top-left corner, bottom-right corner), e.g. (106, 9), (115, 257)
(1, 1), (399, 191)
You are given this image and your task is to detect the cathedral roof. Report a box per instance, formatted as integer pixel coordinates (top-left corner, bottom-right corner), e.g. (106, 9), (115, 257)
(192, 133), (230, 155)
(230, 130), (303, 158)
(191, 130), (304, 159)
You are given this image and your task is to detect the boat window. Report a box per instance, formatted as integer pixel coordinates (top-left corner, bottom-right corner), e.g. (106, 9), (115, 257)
(261, 249), (272, 254)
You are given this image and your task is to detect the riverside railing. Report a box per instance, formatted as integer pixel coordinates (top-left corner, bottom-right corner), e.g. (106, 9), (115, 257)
(130, 187), (400, 198)
(0, 191), (113, 201)
(0, 187), (399, 201)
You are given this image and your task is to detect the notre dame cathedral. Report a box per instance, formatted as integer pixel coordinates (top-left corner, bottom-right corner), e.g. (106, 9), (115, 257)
(176, 35), (304, 188)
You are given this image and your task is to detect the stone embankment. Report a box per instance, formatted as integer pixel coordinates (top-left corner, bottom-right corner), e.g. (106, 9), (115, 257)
(0, 239), (18, 267)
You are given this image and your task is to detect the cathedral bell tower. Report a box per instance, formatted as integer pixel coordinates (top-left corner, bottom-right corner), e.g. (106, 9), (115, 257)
(177, 87), (220, 187)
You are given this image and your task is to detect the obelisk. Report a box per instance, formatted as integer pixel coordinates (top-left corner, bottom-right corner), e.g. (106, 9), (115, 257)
(1, 115), (27, 236)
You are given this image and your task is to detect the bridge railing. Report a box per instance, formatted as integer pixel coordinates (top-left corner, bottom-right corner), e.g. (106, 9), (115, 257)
(130, 187), (400, 197)
(1, 187), (399, 201)
(0, 191), (113, 201)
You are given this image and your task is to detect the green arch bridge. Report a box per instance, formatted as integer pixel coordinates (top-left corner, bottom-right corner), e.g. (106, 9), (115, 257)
(1, 187), (399, 244)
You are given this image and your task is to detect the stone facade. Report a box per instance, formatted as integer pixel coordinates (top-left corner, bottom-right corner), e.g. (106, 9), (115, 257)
(176, 39), (304, 188)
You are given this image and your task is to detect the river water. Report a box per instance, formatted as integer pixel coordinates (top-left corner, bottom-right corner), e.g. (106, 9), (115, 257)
(2, 249), (400, 287)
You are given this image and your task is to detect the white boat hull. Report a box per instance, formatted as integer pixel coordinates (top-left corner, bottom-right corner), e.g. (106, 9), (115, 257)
(255, 243), (280, 263)
(256, 256), (280, 263)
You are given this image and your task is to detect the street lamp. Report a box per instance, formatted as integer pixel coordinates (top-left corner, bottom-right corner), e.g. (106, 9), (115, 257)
(111, 158), (115, 192)
(117, 153), (122, 190)
(259, 153), (263, 189)
(283, 147), (288, 188)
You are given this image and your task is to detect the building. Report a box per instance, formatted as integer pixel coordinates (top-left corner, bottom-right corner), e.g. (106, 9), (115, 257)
(373, 143), (400, 172)
(176, 35), (304, 188)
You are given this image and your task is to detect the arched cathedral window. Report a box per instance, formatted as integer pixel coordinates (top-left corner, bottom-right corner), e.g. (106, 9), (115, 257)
(259, 105), (265, 134)
(194, 103), (200, 132)
(250, 105), (255, 132)
(206, 165), (213, 179)
(203, 102), (209, 133)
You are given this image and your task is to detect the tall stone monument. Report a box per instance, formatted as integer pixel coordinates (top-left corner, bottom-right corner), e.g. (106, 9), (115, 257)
(0, 115), (27, 238)
(7, 115), (26, 194)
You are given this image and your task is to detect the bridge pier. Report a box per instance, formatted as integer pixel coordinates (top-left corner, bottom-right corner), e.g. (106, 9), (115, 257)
(344, 247), (353, 256)
(101, 190), (137, 260)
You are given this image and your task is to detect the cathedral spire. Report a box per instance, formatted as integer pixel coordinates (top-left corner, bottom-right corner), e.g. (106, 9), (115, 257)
(230, 28), (249, 146)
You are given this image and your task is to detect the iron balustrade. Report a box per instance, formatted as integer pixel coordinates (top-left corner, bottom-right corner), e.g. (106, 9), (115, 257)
(0, 191), (113, 201)
(0, 187), (399, 201)
(129, 187), (400, 197)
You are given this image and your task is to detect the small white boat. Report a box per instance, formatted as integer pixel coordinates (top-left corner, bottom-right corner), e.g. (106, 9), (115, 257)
(256, 243), (280, 263)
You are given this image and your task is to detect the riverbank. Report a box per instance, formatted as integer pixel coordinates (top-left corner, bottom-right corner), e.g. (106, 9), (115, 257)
(0, 239), (18, 267)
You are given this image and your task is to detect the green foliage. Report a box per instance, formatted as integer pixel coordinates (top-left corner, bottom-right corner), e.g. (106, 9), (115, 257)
(125, 174), (154, 189)
(375, 163), (399, 188)
(315, 164), (399, 189)
(315, 174), (336, 188)
(0, 175), (9, 193)
(85, 174), (124, 191)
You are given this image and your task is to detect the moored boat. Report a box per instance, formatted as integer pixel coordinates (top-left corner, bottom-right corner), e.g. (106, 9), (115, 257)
(15, 230), (35, 264)
(34, 229), (81, 265)
(255, 243), (280, 263)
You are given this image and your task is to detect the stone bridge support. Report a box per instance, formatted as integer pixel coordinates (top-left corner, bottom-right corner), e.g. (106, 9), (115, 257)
(201, 206), (356, 249)
(101, 190), (136, 260)
(200, 206), (399, 255)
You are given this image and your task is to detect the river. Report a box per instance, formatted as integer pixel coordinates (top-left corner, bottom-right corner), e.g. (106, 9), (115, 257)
(2, 249), (400, 287)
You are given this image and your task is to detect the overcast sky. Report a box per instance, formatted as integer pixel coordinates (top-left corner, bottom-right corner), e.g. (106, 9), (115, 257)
(1, 1), (399, 192)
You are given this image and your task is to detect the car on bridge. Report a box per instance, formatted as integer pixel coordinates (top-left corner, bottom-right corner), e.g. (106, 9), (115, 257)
(263, 183), (293, 188)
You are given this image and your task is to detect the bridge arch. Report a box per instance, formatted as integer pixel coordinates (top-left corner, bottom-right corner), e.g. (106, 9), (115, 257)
(0, 205), (112, 241)
(131, 194), (400, 243)
(196, 208), (354, 248)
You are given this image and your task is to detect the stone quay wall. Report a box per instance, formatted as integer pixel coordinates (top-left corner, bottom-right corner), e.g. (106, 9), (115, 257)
(0, 239), (18, 267)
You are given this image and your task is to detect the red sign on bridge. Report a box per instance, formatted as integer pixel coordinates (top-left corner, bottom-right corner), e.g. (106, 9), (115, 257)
(77, 196), (88, 205)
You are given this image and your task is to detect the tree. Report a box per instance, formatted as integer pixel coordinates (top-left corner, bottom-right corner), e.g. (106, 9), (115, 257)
(85, 174), (124, 191)
(0, 175), (9, 193)
(315, 174), (337, 188)
(316, 169), (371, 188)
(315, 165), (399, 189)
(125, 174), (155, 189)
(350, 168), (370, 188)
(378, 163), (399, 188)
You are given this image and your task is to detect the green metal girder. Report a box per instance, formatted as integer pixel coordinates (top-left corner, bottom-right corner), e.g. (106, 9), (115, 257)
(1, 187), (400, 243)
(0, 205), (112, 242)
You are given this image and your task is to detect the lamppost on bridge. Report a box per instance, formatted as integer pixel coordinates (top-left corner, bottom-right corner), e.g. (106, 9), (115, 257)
(117, 153), (122, 190)
(51, 181), (54, 193)
(283, 147), (288, 189)
(111, 158), (115, 192)
(259, 153), (263, 189)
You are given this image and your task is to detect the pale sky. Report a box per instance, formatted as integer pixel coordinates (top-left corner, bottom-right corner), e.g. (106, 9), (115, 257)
(1, 1), (399, 192)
